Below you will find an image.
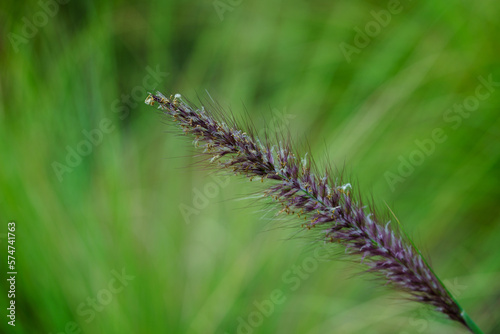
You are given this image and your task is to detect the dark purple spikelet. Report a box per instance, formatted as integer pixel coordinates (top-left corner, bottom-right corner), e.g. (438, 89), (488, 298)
(145, 92), (481, 333)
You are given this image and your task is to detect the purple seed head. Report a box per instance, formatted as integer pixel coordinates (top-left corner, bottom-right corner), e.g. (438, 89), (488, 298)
(145, 92), (479, 332)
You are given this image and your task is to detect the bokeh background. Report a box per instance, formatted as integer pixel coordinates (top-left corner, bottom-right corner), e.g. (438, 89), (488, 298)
(1, 0), (499, 333)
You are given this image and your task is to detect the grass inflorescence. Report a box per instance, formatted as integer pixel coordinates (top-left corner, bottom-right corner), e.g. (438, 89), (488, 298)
(145, 91), (482, 333)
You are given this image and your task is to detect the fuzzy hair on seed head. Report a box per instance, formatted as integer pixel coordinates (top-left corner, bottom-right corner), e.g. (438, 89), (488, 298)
(144, 91), (482, 333)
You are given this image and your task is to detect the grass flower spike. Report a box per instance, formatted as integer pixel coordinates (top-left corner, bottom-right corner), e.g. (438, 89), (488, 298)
(145, 92), (482, 333)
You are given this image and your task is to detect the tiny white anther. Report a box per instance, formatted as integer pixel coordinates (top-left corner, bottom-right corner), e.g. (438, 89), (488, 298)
(339, 183), (351, 191)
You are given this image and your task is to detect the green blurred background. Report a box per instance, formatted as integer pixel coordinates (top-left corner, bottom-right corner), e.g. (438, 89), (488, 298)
(1, 0), (499, 333)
